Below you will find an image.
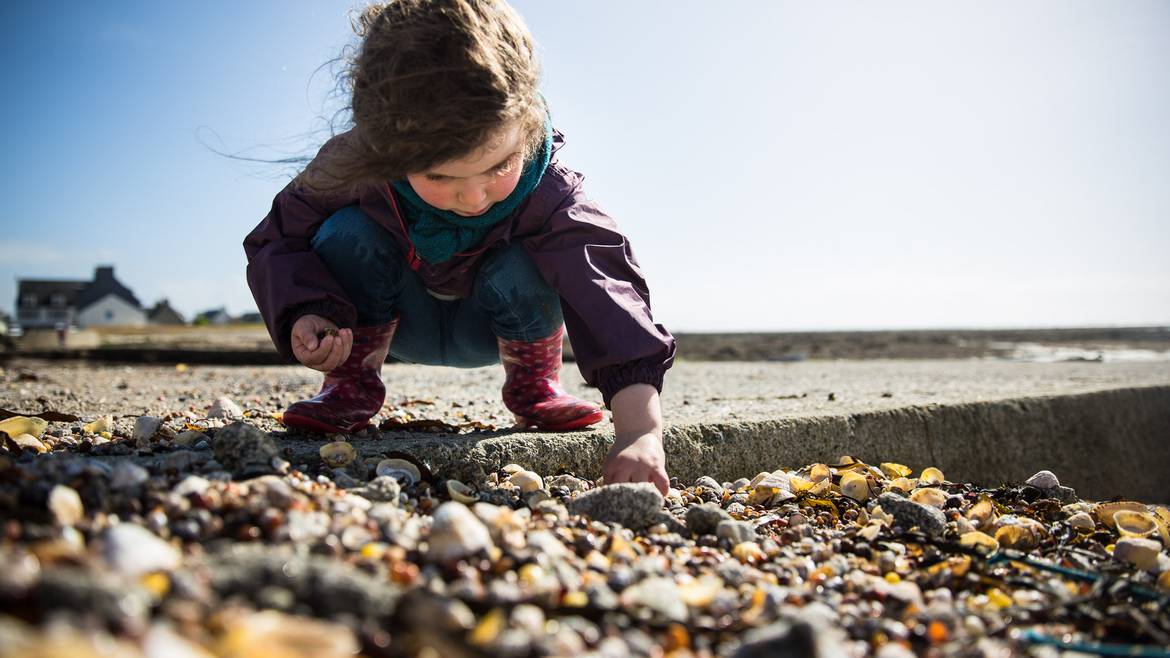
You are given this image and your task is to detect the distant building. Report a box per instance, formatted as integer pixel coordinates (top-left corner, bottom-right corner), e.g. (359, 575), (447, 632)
(194, 308), (232, 325)
(147, 299), (186, 325)
(17, 266), (147, 328)
(235, 312), (263, 324)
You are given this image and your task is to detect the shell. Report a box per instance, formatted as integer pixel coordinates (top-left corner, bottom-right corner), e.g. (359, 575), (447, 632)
(319, 441), (356, 468)
(960, 531), (999, 554)
(886, 477), (915, 494)
(0, 416), (48, 439)
(377, 458), (422, 485)
(1152, 506), (1170, 545)
(919, 467), (945, 484)
(808, 464), (832, 483)
(508, 470), (543, 493)
(446, 480), (479, 504)
(994, 521), (1044, 551)
(966, 497), (997, 528)
(501, 464), (525, 475)
(1112, 537), (1161, 571)
(839, 471), (870, 502)
(788, 475), (814, 494)
(82, 415), (113, 435)
(1113, 510), (1158, 540)
(880, 463), (911, 479)
(910, 487), (948, 508)
(1094, 501), (1146, 529)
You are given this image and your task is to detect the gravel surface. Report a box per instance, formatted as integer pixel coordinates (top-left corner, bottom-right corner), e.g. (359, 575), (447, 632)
(1, 360), (1168, 657)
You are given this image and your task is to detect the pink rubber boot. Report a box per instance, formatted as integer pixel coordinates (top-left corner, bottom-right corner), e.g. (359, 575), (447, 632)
(498, 326), (604, 431)
(282, 320), (398, 434)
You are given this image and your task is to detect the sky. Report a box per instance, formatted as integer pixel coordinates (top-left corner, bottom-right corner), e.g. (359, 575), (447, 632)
(1, 1), (1167, 332)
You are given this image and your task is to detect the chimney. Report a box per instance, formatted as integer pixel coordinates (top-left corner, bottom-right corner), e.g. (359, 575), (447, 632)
(94, 266), (115, 281)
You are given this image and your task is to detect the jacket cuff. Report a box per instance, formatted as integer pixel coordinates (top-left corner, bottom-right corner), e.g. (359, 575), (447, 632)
(274, 301), (353, 362)
(596, 358), (668, 408)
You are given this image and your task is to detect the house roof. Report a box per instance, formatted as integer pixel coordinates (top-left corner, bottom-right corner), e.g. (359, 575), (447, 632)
(148, 299), (186, 323)
(17, 279), (89, 305)
(74, 266), (141, 311)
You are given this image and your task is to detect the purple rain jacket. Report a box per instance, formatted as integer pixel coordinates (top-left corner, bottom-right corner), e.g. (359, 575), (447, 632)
(243, 128), (676, 405)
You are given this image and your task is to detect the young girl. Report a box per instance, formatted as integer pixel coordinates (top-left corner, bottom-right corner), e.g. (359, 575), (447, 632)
(243, 0), (675, 492)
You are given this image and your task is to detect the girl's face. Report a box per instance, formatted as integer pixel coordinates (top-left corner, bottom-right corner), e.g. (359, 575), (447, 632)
(405, 123), (526, 217)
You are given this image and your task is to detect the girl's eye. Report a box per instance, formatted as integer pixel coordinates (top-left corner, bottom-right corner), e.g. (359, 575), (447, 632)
(493, 156), (519, 176)
(425, 174), (447, 182)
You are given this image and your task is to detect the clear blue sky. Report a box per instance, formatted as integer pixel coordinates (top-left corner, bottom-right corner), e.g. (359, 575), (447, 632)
(2, 1), (1167, 331)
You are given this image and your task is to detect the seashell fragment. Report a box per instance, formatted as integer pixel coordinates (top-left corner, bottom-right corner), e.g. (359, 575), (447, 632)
(880, 463), (911, 479)
(82, 415), (113, 435)
(1113, 510), (1158, 540)
(960, 531), (1000, 554)
(1094, 501), (1146, 529)
(1067, 511), (1095, 531)
(678, 575), (725, 607)
(446, 480), (478, 504)
(910, 487), (948, 508)
(886, 477), (915, 494)
(376, 458), (421, 485)
(9, 434), (46, 453)
(966, 497), (997, 528)
(919, 467), (945, 484)
(839, 471), (870, 502)
(994, 520), (1044, 551)
(508, 470), (543, 493)
(0, 416), (48, 439)
(319, 441), (356, 468)
(501, 464), (525, 475)
(48, 485), (84, 527)
(808, 463), (832, 483)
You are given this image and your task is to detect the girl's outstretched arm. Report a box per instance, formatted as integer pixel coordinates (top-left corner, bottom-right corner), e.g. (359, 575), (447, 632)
(603, 383), (669, 494)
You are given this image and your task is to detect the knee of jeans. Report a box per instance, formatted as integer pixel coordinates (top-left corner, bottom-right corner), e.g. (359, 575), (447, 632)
(473, 244), (562, 335)
(312, 206), (404, 274)
(474, 244), (554, 307)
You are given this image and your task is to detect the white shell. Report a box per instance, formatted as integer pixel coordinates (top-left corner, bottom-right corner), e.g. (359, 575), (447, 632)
(376, 458), (421, 485)
(319, 442), (357, 468)
(427, 501), (494, 562)
(508, 470), (543, 493)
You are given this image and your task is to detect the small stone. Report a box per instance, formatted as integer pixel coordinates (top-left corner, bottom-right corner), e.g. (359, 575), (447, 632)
(132, 416), (163, 442)
(1067, 511), (1095, 530)
(174, 430), (206, 447)
(1024, 470), (1060, 490)
(876, 493), (946, 537)
(162, 450), (198, 473)
(1113, 537), (1162, 571)
(716, 519), (757, 545)
(10, 433), (47, 453)
(730, 619), (816, 658)
(47, 485), (84, 526)
(359, 476), (402, 504)
(331, 470), (359, 489)
(103, 523), (181, 577)
(694, 476), (724, 492)
(207, 396), (244, 419)
(545, 474), (588, 493)
(110, 461), (150, 490)
(427, 501), (494, 563)
(619, 576), (688, 622)
(212, 421), (278, 478)
(686, 502), (732, 536)
(567, 483), (664, 530)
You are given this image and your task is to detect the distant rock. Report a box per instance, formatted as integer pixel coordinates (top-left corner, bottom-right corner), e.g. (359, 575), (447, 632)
(566, 483), (664, 530)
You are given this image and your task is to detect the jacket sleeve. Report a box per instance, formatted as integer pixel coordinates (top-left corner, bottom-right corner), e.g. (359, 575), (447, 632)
(522, 164), (676, 406)
(242, 135), (360, 361)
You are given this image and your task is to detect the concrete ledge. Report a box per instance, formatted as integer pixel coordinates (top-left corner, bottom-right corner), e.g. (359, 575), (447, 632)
(279, 385), (1170, 503)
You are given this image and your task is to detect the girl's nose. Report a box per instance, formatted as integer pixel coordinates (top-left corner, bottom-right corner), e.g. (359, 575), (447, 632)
(460, 185), (487, 207)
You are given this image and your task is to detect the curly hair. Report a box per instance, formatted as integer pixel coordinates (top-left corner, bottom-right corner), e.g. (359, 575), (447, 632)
(304, 0), (546, 193)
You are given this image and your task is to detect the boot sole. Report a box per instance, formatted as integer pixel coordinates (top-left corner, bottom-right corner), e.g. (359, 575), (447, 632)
(517, 408), (605, 432)
(282, 412), (371, 435)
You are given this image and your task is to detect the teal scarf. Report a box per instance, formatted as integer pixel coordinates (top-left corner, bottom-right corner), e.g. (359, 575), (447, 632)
(392, 117), (552, 264)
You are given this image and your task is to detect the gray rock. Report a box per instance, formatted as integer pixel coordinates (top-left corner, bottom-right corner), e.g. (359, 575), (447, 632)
(358, 475), (402, 504)
(132, 416), (162, 442)
(686, 502), (732, 536)
(567, 483), (664, 530)
(545, 474), (589, 493)
(694, 476), (724, 493)
(427, 501), (494, 563)
(1024, 470), (1060, 489)
(876, 493), (946, 537)
(716, 519), (757, 545)
(211, 421), (278, 478)
(729, 619), (816, 658)
(109, 462), (150, 490)
(207, 396), (243, 419)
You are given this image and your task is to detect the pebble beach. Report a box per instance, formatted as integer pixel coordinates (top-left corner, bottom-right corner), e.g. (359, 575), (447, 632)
(1, 361), (1168, 657)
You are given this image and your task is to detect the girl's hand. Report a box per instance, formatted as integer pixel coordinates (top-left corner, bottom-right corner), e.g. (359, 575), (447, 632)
(291, 314), (353, 372)
(603, 383), (669, 495)
(603, 432), (669, 494)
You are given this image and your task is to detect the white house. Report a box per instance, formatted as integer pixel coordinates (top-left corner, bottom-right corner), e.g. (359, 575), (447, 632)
(17, 266), (146, 328)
